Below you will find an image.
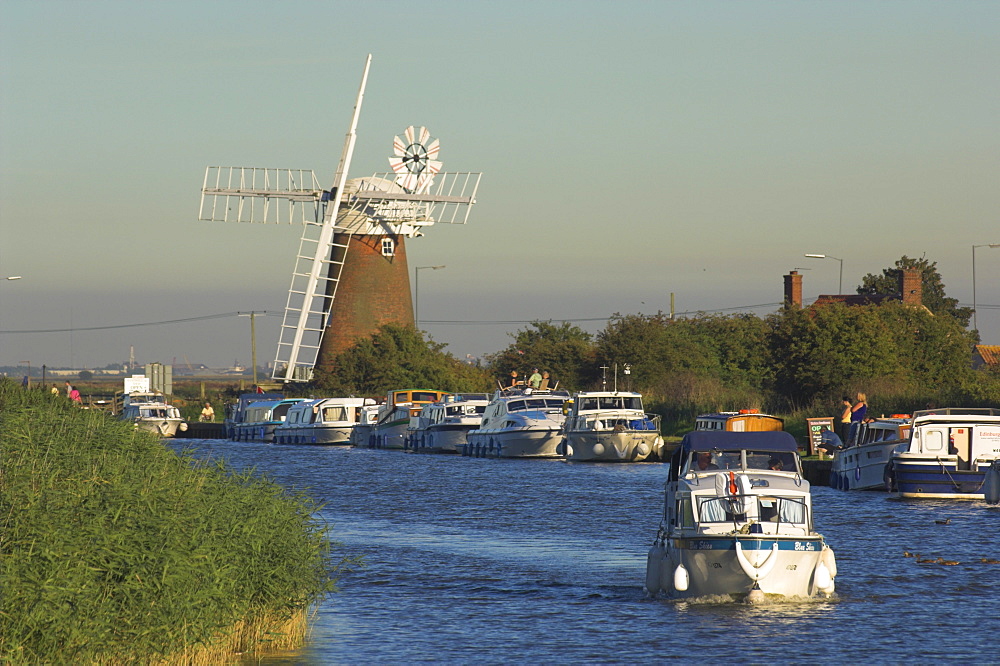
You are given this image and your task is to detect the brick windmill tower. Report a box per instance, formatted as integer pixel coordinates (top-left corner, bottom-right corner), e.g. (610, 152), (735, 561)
(198, 55), (481, 382)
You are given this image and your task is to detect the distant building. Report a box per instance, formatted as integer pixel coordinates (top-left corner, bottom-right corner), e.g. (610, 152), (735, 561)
(783, 268), (924, 310)
(972, 345), (1000, 371)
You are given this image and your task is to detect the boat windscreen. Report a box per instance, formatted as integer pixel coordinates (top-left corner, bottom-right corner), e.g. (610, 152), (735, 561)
(411, 391), (443, 403)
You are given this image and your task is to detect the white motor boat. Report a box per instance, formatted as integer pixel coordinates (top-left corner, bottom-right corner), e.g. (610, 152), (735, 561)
(371, 389), (451, 449)
(231, 397), (306, 442)
(350, 403), (382, 447)
(562, 391), (663, 462)
(465, 387), (570, 458)
(273, 397), (376, 445)
(885, 407), (1000, 499)
(406, 393), (490, 453)
(828, 415), (911, 491)
(645, 431), (837, 602)
(118, 392), (188, 438)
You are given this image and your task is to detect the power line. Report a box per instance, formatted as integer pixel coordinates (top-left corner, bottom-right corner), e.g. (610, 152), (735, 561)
(0, 311), (278, 335)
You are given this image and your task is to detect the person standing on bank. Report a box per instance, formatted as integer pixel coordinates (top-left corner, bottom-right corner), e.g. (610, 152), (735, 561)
(200, 402), (215, 422)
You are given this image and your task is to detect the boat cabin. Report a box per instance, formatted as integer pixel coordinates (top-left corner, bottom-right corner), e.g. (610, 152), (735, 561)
(566, 391), (658, 432)
(905, 408), (1000, 470)
(282, 397), (376, 428)
(665, 431), (810, 535)
(695, 410), (784, 432)
(481, 388), (570, 426)
(243, 398), (305, 426)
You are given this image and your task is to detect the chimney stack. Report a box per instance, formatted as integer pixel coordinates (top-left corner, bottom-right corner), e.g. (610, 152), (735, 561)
(900, 268), (922, 305)
(784, 270), (803, 309)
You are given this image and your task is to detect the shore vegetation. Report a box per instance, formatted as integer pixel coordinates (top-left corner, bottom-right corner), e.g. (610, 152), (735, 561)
(0, 378), (345, 664)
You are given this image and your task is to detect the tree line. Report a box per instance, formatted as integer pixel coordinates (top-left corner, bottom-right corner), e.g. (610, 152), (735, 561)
(312, 256), (1000, 432)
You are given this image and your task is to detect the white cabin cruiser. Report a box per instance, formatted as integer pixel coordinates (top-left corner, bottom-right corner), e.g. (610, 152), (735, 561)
(273, 397), (376, 445)
(231, 397), (306, 442)
(406, 393), (490, 453)
(885, 407), (1000, 499)
(118, 392), (188, 437)
(465, 387), (570, 458)
(562, 391), (663, 462)
(645, 431), (837, 602)
(371, 389), (451, 449)
(828, 415), (911, 491)
(351, 403), (382, 447)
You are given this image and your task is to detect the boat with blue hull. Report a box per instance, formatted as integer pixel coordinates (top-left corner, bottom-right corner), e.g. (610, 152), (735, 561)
(885, 407), (1000, 499)
(645, 431), (837, 601)
(829, 416), (911, 491)
(231, 397), (306, 443)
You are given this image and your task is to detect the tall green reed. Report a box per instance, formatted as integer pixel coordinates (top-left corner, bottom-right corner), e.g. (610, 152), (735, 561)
(0, 379), (345, 664)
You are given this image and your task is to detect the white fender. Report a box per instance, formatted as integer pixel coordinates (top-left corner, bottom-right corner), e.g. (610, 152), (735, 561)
(179, 422), (188, 432)
(821, 545), (838, 578)
(735, 541), (779, 581)
(645, 542), (665, 596)
(814, 562), (834, 594)
(637, 441), (651, 456)
(673, 563), (689, 592)
(592, 442), (605, 457)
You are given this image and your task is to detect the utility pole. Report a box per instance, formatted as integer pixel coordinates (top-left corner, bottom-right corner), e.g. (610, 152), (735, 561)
(239, 311), (264, 387)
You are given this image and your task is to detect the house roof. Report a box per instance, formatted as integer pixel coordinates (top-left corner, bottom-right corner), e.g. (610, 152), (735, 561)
(975, 345), (1000, 367)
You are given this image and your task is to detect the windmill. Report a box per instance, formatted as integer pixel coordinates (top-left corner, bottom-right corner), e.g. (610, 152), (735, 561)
(198, 54), (481, 383)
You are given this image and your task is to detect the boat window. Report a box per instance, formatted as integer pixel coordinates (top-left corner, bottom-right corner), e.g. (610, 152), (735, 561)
(746, 451), (796, 471)
(580, 398), (599, 411)
(624, 397), (643, 411)
(273, 403), (295, 419)
(544, 399), (565, 409)
(507, 400), (526, 412)
(698, 496), (807, 524)
(323, 406), (348, 421)
(598, 397), (623, 409)
(923, 430), (945, 453)
(675, 499), (694, 528)
(525, 399), (547, 409)
(412, 391), (441, 403)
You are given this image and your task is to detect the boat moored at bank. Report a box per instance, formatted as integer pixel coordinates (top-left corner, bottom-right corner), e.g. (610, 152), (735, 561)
(406, 393), (490, 453)
(232, 397), (306, 443)
(371, 389), (452, 449)
(118, 392), (188, 437)
(885, 407), (1000, 499)
(645, 431), (837, 602)
(562, 391), (663, 462)
(829, 415), (910, 491)
(695, 410), (784, 432)
(465, 387), (570, 458)
(274, 397), (376, 445)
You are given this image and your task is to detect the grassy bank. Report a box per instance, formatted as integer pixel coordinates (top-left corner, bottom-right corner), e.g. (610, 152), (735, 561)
(0, 379), (342, 664)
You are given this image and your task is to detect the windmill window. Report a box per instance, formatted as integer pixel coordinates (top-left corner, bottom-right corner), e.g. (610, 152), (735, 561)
(381, 238), (395, 256)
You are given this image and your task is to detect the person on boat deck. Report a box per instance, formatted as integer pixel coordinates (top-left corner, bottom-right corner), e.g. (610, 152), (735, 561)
(848, 392), (868, 444)
(528, 368), (542, 389)
(695, 451), (719, 471)
(768, 457), (783, 471)
(200, 402), (215, 422)
(540, 370), (551, 390)
(509, 370), (520, 388)
(839, 396), (853, 440)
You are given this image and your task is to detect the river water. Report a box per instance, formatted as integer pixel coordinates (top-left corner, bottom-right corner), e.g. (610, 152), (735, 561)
(175, 440), (1000, 664)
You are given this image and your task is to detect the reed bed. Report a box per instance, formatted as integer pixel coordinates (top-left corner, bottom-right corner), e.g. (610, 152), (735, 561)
(0, 379), (340, 664)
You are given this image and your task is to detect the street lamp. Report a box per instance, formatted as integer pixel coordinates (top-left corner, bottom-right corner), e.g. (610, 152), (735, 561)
(972, 243), (1000, 332)
(804, 253), (844, 294)
(414, 265), (446, 328)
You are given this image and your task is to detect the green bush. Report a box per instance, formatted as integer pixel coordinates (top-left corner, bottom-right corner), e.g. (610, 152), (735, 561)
(0, 379), (344, 663)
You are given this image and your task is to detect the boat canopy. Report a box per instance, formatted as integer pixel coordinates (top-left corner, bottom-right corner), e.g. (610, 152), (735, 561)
(679, 431), (799, 453)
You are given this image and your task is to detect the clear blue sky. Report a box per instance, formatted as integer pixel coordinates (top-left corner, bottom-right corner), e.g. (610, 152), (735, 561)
(2, 1), (998, 370)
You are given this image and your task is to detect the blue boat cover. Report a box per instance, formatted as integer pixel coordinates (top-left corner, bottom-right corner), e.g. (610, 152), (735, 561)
(679, 430), (798, 453)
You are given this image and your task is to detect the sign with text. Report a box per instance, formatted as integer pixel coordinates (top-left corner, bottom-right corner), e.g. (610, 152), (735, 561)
(807, 417), (835, 457)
